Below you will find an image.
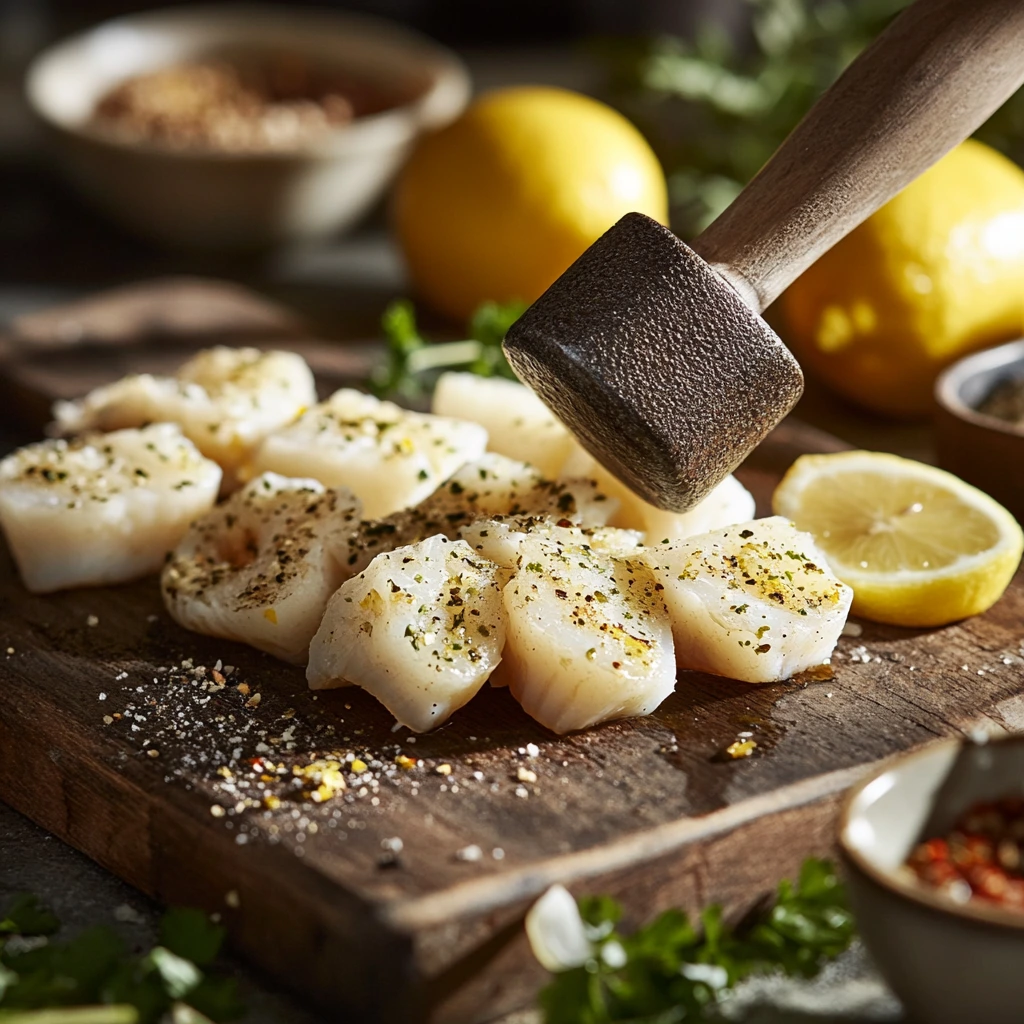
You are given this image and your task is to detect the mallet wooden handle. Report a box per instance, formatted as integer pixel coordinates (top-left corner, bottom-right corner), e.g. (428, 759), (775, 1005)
(692, 0), (1024, 314)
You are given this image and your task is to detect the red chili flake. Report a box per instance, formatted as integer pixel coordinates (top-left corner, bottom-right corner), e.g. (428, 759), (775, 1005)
(907, 796), (1024, 913)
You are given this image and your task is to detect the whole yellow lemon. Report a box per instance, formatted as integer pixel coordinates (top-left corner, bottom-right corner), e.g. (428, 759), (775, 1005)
(394, 86), (668, 322)
(781, 140), (1024, 417)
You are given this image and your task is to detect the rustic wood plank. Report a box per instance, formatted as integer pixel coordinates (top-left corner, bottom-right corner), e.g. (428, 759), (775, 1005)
(2, 279), (1023, 1022)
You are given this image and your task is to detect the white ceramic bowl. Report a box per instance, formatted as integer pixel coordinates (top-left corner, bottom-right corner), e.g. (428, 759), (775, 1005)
(840, 737), (1024, 1024)
(25, 5), (470, 249)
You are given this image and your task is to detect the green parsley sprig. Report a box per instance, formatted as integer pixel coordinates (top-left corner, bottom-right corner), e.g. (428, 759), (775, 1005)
(538, 858), (855, 1023)
(370, 299), (526, 401)
(0, 896), (243, 1024)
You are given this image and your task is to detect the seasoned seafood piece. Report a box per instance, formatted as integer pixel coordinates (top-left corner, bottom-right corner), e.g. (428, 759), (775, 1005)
(307, 535), (507, 732)
(341, 453), (617, 576)
(161, 472), (361, 664)
(0, 425), (221, 593)
(645, 517), (852, 683)
(458, 515), (643, 569)
(500, 534), (675, 734)
(432, 372), (575, 479)
(52, 347), (316, 489)
(562, 446), (755, 542)
(250, 388), (488, 518)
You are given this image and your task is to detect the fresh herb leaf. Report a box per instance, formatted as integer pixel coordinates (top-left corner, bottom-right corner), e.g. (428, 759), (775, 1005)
(158, 911), (224, 969)
(0, 897), (241, 1024)
(370, 299), (525, 400)
(0, 897), (59, 939)
(145, 949), (201, 1001)
(180, 976), (245, 1023)
(102, 962), (170, 1024)
(537, 858), (854, 1023)
(0, 927), (125, 1011)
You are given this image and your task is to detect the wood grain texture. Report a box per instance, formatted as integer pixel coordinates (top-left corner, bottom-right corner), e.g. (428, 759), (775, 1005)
(693, 0), (1024, 312)
(2, 281), (1024, 1022)
(0, 277), (378, 433)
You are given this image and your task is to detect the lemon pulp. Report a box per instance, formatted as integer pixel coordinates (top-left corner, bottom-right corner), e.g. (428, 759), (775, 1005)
(773, 452), (1023, 627)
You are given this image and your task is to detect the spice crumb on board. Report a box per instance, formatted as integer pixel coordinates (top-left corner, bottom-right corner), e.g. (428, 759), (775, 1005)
(90, 635), (816, 866)
(86, 614), (99, 627)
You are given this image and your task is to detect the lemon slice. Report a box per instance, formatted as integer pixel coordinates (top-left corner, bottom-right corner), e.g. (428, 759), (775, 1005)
(772, 451), (1023, 627)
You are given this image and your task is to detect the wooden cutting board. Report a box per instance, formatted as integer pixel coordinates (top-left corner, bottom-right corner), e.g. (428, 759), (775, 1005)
(1, 280), (1023, 1024)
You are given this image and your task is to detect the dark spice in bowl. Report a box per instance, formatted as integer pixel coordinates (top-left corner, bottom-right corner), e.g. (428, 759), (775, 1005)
(977, 377), (1024, 428)
(92, 55), (409, 153)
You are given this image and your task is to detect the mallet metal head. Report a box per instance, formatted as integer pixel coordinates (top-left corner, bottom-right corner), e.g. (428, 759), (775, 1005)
(503, 213), (803, 513)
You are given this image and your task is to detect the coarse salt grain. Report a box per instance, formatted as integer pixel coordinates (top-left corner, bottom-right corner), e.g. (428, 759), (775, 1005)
(86, 615), (99, 627)
(456, 844), (483, 862)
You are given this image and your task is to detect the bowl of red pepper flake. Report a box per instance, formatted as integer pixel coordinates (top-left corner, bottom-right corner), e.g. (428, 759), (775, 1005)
(907, 797), (1024, 909)
(840, 736), (1024, 1024)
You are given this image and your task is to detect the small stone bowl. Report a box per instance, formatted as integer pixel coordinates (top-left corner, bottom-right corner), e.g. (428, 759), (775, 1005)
(25, 5), (470, 249)
(840, 736), (1024, 1024)
(935, 340), (1024, 521)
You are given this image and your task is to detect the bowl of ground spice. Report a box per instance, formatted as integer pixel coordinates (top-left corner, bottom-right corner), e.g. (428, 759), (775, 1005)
(26, 5), (470, 248)
(840, 736), (1024, 1024)
(936, 339), (1024, 522)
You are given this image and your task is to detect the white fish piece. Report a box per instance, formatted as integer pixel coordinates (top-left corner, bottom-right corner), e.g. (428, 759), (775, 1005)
(52, 347), (316, 490)
(161, 472), (361, 664)
(459, 515), (644, 570)
(0, 424), (221, 593)
(432, 372), (575, 479)
(341, 453), (617, 577)
(251, 388), (488, 518)
(500, 534), (675, 734)
(307, 535), (507, 732)
(562, 446), (755, 542)
(423, 453), (615, 525)
(645, 517), (852, 684)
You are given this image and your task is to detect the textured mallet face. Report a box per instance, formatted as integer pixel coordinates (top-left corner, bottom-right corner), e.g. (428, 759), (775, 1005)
(503, 213), (804, 512)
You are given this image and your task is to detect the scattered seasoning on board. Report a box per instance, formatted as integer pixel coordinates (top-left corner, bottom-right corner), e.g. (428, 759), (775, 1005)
(907, 796), (1024, 910)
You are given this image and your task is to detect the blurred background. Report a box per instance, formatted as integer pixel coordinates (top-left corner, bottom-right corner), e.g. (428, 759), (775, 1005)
(1, 0), (1024, 462)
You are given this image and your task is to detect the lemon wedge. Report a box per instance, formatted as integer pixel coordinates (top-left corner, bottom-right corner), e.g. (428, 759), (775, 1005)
(772, 451), (1023, 627)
